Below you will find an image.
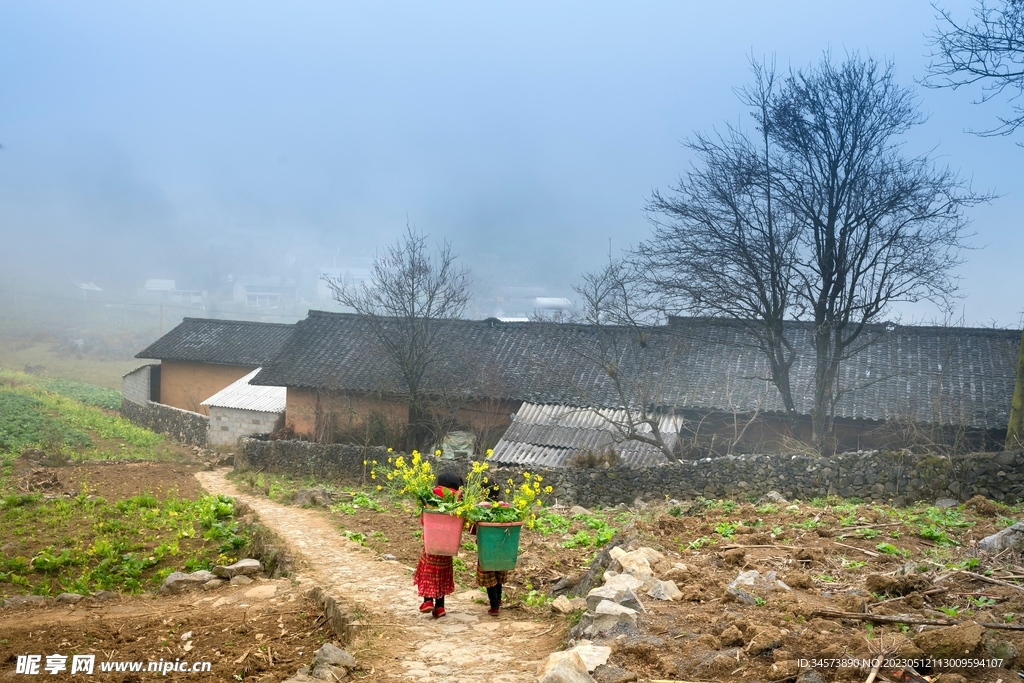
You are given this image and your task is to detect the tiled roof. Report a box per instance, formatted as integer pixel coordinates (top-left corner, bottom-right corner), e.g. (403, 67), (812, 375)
(490, 403), (680, 467)
(135, 318), (295, 367)
(200, 368), (286, 413)
(253, 310), (1020, 429)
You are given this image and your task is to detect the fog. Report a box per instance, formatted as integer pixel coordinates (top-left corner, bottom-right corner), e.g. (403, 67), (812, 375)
(1, 1), (1022, 327)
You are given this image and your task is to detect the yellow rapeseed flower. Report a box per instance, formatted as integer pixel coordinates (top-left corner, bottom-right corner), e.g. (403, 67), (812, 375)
(435, 449), (442, 456)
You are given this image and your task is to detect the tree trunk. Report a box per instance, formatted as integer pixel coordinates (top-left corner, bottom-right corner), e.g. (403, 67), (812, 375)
(407, 401), (430, 453)
(1006, 328), (1024, 450)
(810, 324), (834, 450)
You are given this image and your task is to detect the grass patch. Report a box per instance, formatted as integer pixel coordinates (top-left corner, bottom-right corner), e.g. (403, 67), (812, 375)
(559, 514), (617, 549)
(0, 370), (171, 478)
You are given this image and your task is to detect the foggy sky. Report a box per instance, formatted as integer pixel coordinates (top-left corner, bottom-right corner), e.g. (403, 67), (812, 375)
(1, 1), (1021, 326)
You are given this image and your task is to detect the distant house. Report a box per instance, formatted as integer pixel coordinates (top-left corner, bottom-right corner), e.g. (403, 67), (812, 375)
(137, 279), (204, 305)
(252, 310), (1019, 458)
(131, 318), (294, 415)
(230, 276), (296, 310)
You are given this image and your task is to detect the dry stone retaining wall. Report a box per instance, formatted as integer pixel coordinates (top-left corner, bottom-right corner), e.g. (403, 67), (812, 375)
(236, 437), (1024, 507)
(121, 398), (209, 447)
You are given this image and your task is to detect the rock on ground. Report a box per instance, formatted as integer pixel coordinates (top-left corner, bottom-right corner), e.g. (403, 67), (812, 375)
(160, 570), (217, 594)
(551, 595), (575, 614)
(538, 654), (596, 683)
(591, 665), (637, 683)
(586, 584), (644, 613)
(979, 520), (1024, 553)
(213, 558), (263, 578)
(645, 579), (681, 601)
(293, 487), (334, 507)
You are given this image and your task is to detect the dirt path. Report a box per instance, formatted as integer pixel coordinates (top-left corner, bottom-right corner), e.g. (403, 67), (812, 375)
(195, 469), (560, 683)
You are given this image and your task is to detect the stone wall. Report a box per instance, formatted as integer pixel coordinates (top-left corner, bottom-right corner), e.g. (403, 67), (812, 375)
(235, 437), (1024, 507)
(208, 407), (281, 449)
(121, 398), (209, 448)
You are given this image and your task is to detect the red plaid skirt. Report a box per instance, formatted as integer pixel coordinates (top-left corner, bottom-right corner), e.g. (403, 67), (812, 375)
(413, 551), (455, 598)
(475, 564), (508, 588)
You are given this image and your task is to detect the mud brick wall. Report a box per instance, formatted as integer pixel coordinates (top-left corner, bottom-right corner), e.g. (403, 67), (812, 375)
(235, 437), (1024, 507)
(121, 398), (209, 448)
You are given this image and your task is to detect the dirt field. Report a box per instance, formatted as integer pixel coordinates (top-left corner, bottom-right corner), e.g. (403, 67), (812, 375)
(224, 470), (1024, 682)
(5, 440), (1024, 681)
(612, 501), (1024, 682)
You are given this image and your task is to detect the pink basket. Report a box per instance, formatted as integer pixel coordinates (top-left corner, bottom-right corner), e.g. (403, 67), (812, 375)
(421, 510), (464, 556)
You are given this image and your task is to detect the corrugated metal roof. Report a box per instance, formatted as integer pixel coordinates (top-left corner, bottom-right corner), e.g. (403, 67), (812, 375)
(490, 402), (681, 468)
(200, 368), (286, 413)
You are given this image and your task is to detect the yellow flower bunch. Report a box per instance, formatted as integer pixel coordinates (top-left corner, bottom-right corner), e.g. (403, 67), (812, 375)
(373, 449), (435, 505)
(461, 462), (553, 527)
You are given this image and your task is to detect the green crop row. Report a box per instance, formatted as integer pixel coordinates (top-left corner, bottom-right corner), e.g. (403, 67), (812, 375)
(0, 492), (246, 596)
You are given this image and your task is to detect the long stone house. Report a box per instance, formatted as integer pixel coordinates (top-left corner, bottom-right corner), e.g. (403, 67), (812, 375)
(251, 311), (1020, 459)
(125, 310), (1021, 459)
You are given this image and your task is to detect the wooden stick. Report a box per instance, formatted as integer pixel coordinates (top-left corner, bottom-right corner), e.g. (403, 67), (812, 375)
(865, 653), (884, 683)
(833, 541), (880, 557)
(720, 544), (800, 550)
(835, 523), (902, 532)
(962, 571), (1024, 593)
(812, 609), (1024, 631)
(871, 587), (947, 606)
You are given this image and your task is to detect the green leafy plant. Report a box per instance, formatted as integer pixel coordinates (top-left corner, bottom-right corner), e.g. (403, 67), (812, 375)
(939, 605), (959, 617)
(791, 518), (823, 530)
(686, 537), (712, 550)
(533, 511), (570, 535)
(343, 530), (366, 545)
(352, 492), (385, 512)
(875, 542), (909, 557)
(715, 522), (737, 539)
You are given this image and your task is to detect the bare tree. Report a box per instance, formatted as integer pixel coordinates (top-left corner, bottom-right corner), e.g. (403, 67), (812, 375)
(927, 0), (1024, 141)
(927, 2), (1024, 448)
(640, 54), (986, 448)
(324, 225), (471, 451)
(638, 60), (803, 431)
(563, 257), (685, 461)
(1008, 328), (1024, 449)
